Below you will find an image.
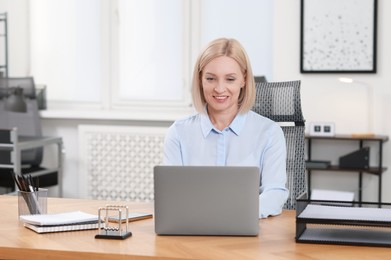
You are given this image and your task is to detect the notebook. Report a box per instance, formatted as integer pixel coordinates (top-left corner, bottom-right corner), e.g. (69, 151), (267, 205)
(23, 220), (100, 234)
(154, 166), (260, 236)
(20, 211), (99, 226)
(20, 211), (101, 234)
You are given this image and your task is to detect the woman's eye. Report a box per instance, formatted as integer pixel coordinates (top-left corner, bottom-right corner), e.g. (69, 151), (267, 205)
(227, 78), (236, 82)
(206, 77), (215, 81)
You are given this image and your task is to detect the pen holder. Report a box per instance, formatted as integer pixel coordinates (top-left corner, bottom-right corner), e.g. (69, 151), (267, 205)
(18, 189), (48, 217)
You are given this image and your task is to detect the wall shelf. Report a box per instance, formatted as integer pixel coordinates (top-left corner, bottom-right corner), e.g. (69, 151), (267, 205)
(306, 165), (387, 175)
(306, 134), (389, 205)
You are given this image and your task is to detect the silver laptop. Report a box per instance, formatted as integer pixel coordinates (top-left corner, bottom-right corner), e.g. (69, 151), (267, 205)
(154, 166), (260, 236)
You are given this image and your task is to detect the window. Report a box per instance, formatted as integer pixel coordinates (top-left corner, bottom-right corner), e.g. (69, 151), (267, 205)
(29, 0), (273, 114)
(30, 0), (193, 110)
(113, 0), (189, 106)
(30, 0), (102, 105)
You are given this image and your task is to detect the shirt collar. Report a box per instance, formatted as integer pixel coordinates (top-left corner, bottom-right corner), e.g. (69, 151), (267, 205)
(230, 112), (246, 135)
(200, 109), (247, 137)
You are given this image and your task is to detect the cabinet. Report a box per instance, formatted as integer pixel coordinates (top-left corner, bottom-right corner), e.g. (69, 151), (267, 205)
(306, 134), (388, 204)
(0, 12), (8, 77)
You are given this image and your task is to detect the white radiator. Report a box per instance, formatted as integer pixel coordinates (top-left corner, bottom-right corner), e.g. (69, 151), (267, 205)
(78, 125), (168, 202)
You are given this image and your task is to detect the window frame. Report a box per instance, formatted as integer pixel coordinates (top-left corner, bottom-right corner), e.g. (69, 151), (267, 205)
(109, 0), (196, 110)
(37, 0), (200, 115)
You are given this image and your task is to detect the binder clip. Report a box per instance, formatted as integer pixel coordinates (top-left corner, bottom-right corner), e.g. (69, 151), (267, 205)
(95, 205), (132, 240)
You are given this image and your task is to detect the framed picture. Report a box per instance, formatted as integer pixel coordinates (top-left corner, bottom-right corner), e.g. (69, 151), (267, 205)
(300, 0), (377, 73)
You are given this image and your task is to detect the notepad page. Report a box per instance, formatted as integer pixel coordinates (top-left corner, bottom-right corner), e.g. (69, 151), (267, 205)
(20, 211), (99, 226)
(298, 204), (391, 222)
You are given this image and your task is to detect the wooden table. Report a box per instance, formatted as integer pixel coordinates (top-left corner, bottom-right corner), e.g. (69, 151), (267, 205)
(0, 195), (389, 260)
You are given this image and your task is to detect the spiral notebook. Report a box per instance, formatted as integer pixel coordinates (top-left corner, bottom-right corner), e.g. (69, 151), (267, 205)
(20, 211), (101, 233)
(24, 220), (100, 234)
(20, 211), (98, 225)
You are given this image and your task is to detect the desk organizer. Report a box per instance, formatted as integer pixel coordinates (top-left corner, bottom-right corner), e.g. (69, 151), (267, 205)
(296, 193), (391, 247)
(95, 205), (132, 240)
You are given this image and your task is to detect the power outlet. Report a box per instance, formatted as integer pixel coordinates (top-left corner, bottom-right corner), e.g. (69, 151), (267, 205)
(309, 122), (335, 137)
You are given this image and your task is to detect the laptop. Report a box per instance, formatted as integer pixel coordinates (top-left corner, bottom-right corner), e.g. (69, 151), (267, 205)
(153, 166), (260, 236)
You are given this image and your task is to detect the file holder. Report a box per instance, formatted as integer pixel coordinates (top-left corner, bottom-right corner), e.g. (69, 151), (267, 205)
(296, 193), (391, 247)
(95, 205), (132, 240)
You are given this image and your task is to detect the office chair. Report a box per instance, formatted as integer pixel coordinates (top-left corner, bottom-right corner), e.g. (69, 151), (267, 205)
(0, 77), (61, 194)
(254, 76), (267, 83)
(252, 80), (306, 210)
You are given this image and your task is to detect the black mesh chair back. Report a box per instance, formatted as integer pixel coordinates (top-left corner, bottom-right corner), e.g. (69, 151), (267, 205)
(252, 80), (306, 210)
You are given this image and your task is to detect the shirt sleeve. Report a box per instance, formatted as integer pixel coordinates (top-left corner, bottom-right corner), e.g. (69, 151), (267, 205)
(163, 124), (183, 165)
(258, 125), (289, 218)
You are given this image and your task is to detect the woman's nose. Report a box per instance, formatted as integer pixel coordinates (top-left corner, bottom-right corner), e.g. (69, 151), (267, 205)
(214, 81), (226, 92)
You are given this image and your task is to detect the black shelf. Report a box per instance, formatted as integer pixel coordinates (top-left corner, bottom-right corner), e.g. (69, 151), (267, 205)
(306, 134), (389, 204)
(305, 134), (388, 142)
(306, 165), (387, 175)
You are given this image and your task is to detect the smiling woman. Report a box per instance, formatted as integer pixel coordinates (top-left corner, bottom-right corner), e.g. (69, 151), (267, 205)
(201, 56), (245, 130)
(192, 38), (255, 117)
(163, 38), (288, 219)
(203, 57), (244, 109)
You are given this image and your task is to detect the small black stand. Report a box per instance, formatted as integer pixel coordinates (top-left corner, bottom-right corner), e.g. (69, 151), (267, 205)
(95, 230), (132, 240)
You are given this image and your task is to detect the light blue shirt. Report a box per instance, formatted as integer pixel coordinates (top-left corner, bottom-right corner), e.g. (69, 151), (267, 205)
(163, 110), (289, 218)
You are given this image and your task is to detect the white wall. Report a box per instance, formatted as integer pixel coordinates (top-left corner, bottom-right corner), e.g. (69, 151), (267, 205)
(274, 0), (391, 202)
(200, 0), (273, 79)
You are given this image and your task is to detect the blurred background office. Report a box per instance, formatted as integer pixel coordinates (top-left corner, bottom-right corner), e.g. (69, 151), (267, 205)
(0, 0), (390, 204)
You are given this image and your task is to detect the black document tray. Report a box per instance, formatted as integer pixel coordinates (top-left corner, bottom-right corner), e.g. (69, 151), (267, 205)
(296, 193), (391, 247)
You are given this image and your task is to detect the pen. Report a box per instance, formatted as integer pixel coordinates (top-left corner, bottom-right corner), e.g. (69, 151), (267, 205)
(27, 174), (35, 192)
(19, 173), (29, 190)
(11, 172), (23, 191)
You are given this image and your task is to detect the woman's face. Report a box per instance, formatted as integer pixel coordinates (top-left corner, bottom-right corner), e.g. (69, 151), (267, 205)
(201, 56), (245, 115)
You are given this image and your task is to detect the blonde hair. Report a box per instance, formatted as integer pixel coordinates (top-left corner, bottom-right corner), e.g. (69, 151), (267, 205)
(191, 38), (256, 113)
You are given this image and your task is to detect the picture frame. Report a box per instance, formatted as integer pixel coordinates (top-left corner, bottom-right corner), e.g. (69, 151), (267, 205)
(300, 0), (377, 73)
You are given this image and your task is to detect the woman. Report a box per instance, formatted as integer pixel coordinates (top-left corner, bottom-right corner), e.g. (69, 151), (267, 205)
(163, 38), (288, 218)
